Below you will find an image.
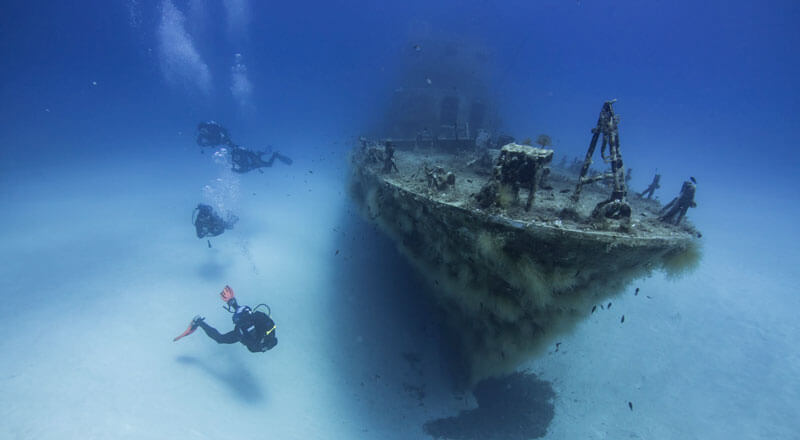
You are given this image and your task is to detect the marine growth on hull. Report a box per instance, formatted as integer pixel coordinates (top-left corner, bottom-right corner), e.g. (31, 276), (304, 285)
(349, 101), (702, 383)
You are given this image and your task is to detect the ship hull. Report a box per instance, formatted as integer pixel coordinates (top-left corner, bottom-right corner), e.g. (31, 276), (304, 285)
(350, 157), (700, 382)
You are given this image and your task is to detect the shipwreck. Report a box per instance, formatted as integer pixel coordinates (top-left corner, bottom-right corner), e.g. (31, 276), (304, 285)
(350, 96), (701, 382)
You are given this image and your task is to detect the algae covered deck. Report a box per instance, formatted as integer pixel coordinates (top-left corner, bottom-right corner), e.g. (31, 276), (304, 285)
(380, 148), (698, 242)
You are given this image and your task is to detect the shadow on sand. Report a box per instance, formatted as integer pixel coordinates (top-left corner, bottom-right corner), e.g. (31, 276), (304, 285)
(176, 355), (264, 404)
(423, 371), (555, 440)
(327, 203), (557, 438)
(196, 255), (231, 282)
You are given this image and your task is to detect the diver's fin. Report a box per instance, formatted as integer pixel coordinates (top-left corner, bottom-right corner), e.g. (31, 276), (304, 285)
(173, 326), (195, 342)
(275, 153), (293, 166)
(220, 285), (235, 303)
(173, 316), (204, 342)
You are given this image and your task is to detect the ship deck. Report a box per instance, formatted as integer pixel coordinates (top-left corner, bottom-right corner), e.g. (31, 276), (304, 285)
(370, 148), (699, 244)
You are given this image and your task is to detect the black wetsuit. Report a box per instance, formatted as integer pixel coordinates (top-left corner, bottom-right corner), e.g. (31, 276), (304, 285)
(197, 309), (277, 353)
(230, 146), (293, 174)
(197, 121), (234, 148)
(193, 204), (227, 238)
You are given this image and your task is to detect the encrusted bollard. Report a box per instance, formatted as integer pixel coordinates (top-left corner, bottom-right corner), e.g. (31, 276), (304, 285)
(640, 173), (661, 199)
(382, 141), (398, 173)
(660, 178), (697, 225)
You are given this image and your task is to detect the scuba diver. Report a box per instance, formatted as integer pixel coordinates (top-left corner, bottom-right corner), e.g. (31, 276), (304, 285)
(193, 203), (238, 238)
(197, 121), (235, 148)
(230, 145), (293, 174)
(196, 120), (293, 173)
(173, 285), (278, 353)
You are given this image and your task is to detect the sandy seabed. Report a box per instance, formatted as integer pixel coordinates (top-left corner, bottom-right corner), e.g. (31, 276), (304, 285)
(0, 154), (797, 439)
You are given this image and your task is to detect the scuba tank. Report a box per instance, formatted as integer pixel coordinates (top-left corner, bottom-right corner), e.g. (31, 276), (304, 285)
(221, 286), (277, 352)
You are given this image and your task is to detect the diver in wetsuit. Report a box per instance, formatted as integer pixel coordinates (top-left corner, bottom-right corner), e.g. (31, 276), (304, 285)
(230, 145), (293, 174)
(197, 121), (234, 148)
(196, 120), (293, 173)
(174, 286), (278, 353)
(192, 204), (238, 238)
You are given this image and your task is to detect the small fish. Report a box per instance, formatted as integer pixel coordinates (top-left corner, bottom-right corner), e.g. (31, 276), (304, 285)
(621, 315), (625, 323)
(635, 287), (639, 296)
(591, 305), (597, 313)
(607, 302), (612, 309)
(600, 304), (605, 310)
(628, 401), (633, 411)
(426, 77), (432, 85)
(335, 249), (340, 255)
(207, 240), (212, 248)
(555, 342), (561, 352)
(413, 44), (421, 52)
(646, 295), (652, 299)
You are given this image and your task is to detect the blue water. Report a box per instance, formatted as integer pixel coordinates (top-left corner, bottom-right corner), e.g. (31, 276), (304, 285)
(1, 1), (798, 439)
